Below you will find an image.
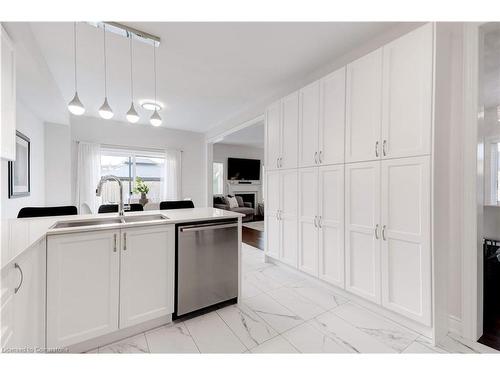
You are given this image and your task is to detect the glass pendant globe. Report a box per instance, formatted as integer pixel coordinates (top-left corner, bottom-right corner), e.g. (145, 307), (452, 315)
(98, 97), (114, 119)
(67, 92), (85, 115)
(126, 102), (139, 123)
(150, 109), (162, 127)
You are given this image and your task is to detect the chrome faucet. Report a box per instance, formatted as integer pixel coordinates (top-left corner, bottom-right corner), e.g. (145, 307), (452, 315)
(96, 175), (125, 216)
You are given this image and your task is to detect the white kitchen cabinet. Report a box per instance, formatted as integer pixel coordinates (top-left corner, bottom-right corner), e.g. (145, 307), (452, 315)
(281, 91), (299, 169)
(345, 161), (381, 303)
(318, 164), (345, 287)
(1, 25), (16, 161)
(279, 169), (298, 267)
(298, 81), (320, 168)
(265, 100), (281, 170)
(345, 48), (383, 163)
(381, 23), (433, 159)
(119, 225), (175, 328)
(380, 156), (431, 325)
(298, 167), (319, 276)
(265, 170), (281, 259)
(47, 230), (120, 348)
(319, 68), (346, 166)
(1, 240), (46, 351)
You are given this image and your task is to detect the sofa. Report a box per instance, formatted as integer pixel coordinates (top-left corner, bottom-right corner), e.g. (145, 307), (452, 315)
(213, 195), (254, 222)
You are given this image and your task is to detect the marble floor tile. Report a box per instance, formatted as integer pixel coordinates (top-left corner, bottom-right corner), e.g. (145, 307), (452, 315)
(283, 322), (354, 353)
(288, 279), (348, 310)
(243, 268), (285, 292)
(260, 265), (306, 285)
(250, 336), (299, 353)
(311, 311), (397, 353)
(183, 311), (246, 353)
(99, 334), (149, 353)
(145, 322), (199, 353)
(266, 287), (326, 320)
(243, 293), (304, 333)
(331, 303), (419, 352)
(241, 279), (265, 299)
(402, 340), (447, 354)
(217, 303), (278, 350)
(437, 333), (498, 354)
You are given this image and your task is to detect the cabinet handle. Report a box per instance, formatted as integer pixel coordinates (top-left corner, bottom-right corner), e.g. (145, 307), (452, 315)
(319, 151), (323, 164)
(382, 225), (387, 241)
(276, 158), (279, 169)
(279, 157), (283, 168)
(313, 216), (317, 228)
(276, 211), (279, 220)
(113, 233), (117, 252)
(375, 141), (379, 157)
(314, 152), (318, 164)
(318, 216), (322, 228)
(383, 140), (387, 157)
(14, 263), (23, 294)
(375, 224), (379, 239)
(123, 232), (127, 250)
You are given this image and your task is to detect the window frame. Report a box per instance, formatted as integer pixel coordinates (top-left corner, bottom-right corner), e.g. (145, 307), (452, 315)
(213, 161), (224, 195)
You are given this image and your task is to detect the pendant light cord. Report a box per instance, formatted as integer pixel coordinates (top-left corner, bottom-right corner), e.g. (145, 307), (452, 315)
(153, 43), (157, 105)
(103, 24), (107, 96)
(73, 22), (77, 91)
(130, 36), (134, 101)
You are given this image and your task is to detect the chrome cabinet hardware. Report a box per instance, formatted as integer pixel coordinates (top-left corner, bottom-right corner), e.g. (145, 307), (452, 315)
(382, 225), (387, 241)
(375, 141), (379, 157)
(319, 151), (323, 164)
(123, 232), (127, 250)
(375, 224), (379, 239)
(113, 233), (117, 252)
(276, 158), (279, 168)
(383, 140), (387, 156)
(314, 151), (318, 164)
(318, 216), (322, 228)
(279, 157), (283, 168)
(14, 263), (23, 294)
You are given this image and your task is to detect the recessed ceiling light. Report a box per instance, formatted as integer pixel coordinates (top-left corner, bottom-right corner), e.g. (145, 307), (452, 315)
(141, 101), (162, 111)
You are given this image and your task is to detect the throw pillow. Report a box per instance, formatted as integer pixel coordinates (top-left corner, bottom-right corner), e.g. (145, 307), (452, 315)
(227, 196), (239, 209)
(235, 196), (244, 207)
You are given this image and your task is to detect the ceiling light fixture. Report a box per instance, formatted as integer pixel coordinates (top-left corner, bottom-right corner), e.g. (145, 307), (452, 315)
(67, 22), (85, 115)
(98, 24), (114, 120)
(149, 43), (162, 127)
(126, 36), (139, 123)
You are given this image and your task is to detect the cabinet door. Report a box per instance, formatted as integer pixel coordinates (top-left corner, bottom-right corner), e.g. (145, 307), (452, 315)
(319, 68), (346, 165)
(12, 240), (46, 349)
(280, 169), (298, 267)
(381, 156), (431, 325)
(120, 225), (175, 329)
(265, 170), (281, 259)
(381, 23), (433, 159)
(47, 230), (120, 348)
(265, 100), (281, 170)
(1, 26), (16, 161)
(345, 49), (383, 163)
(298, 81), (320, 168)
(281, 91), (299, 169)
(318, 165), (345, 288)
(298, 167), (319, 276)
(345, 161), (381, 303)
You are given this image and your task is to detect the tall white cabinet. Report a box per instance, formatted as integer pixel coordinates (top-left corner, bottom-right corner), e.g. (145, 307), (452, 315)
(265, 23), (434, 330)
(1, 25), (16, 161)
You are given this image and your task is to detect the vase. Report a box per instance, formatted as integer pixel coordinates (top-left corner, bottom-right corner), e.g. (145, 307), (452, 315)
(139, 193), (148, 206)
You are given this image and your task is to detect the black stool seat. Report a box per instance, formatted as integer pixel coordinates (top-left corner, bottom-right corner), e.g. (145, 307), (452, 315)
(159, 200), (194, 210)
(17, 206), (78, 218)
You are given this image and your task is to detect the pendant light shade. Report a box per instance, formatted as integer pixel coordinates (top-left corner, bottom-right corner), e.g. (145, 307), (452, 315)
(149, 41), (162, 126)
(99, 97), (114, 119)
(68, 22), (85, 115)
(126, 103), (139, 123)
(99, 24), (114, 120)
(68, 92), (85, 115)
(150, 109), (162, 126)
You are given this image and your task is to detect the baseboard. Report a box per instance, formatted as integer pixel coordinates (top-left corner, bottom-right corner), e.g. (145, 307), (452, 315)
(448, 315), (462, 336)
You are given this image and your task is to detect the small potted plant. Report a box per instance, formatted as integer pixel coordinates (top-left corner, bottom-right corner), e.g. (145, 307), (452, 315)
(133, 177), (150, 206)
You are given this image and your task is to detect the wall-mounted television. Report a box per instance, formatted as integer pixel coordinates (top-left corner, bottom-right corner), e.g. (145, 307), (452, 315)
(227, 158), (261, 181)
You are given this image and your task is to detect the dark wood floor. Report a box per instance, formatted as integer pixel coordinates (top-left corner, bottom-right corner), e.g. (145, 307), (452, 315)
(242, 226), (264, 250)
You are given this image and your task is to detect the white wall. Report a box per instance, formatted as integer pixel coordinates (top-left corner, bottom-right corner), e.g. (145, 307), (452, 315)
(44, 122), (71, 206)
(213, 143), (264, 197)
(69, 116), (207, 207)
(1, 101), (45, 218)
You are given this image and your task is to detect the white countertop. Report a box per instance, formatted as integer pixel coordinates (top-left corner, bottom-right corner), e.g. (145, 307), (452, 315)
(0, 208), (243, 271)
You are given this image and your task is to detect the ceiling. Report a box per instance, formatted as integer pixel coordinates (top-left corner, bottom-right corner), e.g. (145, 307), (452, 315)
(217, 121), (264, 148)
(26, 22), (402, 133)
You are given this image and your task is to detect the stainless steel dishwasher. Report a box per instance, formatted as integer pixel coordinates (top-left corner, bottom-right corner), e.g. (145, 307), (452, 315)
(175, 219), (238, 318)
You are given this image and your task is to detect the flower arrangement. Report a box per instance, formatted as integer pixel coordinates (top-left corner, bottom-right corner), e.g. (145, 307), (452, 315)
(133, 177), (150, 195)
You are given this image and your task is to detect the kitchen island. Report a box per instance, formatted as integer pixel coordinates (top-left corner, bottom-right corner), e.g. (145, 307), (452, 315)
(0, 208), (243, 353)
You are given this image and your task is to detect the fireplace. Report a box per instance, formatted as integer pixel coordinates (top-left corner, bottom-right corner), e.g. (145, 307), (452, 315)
(234, 193), (256, 209)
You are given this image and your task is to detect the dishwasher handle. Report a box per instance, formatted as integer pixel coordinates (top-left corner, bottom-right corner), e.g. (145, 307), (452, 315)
(179, 222), (238, 232)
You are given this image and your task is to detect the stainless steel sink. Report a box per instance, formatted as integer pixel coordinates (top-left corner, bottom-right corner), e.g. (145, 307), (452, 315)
(51, 217), (124, 229)
(122, 214), (167, 223)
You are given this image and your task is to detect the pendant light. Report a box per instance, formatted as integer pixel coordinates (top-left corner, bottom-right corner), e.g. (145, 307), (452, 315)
(99, 24), (114, 119)
(67, 22), (85, 115)
(149, 43), (162, 127)
(126, 36), (139, 123)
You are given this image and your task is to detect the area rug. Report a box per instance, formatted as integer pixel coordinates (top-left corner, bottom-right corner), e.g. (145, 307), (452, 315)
(243, 220), (264, 231)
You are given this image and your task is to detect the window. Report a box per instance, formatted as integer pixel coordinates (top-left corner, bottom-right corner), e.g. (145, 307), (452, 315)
(100, 148), (165, 204)
(213, 162), (224, 195)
